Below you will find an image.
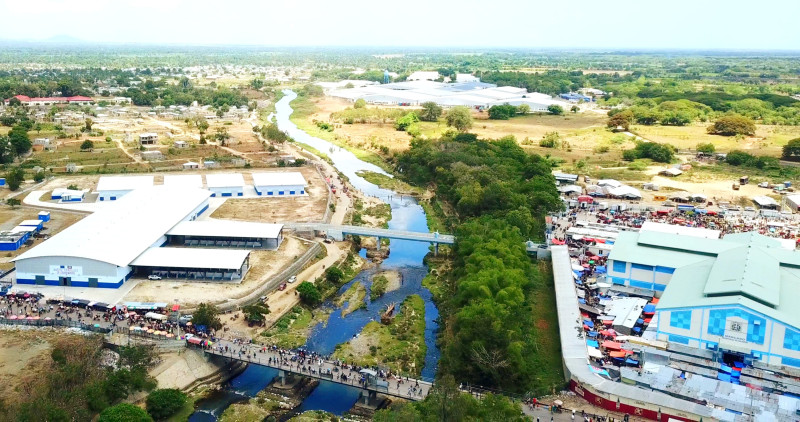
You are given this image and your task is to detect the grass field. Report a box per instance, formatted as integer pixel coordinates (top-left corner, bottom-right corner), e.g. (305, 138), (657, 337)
(259, 305), (329, 349)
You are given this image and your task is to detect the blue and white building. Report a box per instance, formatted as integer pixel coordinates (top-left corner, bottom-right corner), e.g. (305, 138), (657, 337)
(252, 172), (307, 197)
(205, 173), (245, 197)
(96, 175), (154, 201)
(608, 224), (800, 368)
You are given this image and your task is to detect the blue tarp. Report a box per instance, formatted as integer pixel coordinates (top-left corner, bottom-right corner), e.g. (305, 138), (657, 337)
(636, 318), (644, 325)
(643, 304), (656, 313)
(578, 298), (586, 304)
(625, 358), (639, 365)
(720, 365), (732, 374)
(718, 373), (732, 382)
(587, 331), (598, 337)
(584, 319), (594, 328)
(586, 340), (599, 348)
(632, 327), (642, 334)
(595, 266), (607, 273)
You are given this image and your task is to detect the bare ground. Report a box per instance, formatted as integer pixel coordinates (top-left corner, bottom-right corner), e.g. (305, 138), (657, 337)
(0, 328), (63, 405)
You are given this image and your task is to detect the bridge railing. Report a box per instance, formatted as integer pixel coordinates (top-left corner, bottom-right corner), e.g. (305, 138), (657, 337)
(0, 317), (112, 333)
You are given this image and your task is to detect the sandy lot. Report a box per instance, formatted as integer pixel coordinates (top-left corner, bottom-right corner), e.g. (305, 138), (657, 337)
(122, 237), (310, 308)
(0, 207), (84, 270)
(211, 167), (329, 223)
(0, 328), (60, 404)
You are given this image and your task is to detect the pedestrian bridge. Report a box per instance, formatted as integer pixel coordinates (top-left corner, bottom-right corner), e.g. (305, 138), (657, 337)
(203, 345), (432, 402)
(284, 223), (455, 247)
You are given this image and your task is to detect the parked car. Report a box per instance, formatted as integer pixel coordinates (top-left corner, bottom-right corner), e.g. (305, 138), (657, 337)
(147, 275), (162, 280)
(278, 282), (287, 291)
(288, 275), (297, 283)
(744, 206), (756, 212)
(758, 182), (770, 188)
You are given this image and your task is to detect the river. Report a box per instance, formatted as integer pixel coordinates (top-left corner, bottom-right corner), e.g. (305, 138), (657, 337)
(189, 90), (440, 421)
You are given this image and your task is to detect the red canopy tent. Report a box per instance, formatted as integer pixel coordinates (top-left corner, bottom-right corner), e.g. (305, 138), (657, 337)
(602, 341), (622, 350)
(577, 195), (594, 204)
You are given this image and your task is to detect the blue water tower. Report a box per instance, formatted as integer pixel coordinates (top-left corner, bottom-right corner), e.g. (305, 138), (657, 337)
(383, 70), (390, 84)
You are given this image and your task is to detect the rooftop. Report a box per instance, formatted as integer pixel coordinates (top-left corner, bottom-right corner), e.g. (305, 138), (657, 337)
(131, 247), (249, 270)
(14, 187), (211, 267)
(252, 172), (307, 187)
(167, 220), (283, 239)
(96, 175), (154, 192)
(206, 173), (245, 188)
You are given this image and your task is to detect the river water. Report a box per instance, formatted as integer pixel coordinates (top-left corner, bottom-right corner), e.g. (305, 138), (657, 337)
(189, 90), (439, 421)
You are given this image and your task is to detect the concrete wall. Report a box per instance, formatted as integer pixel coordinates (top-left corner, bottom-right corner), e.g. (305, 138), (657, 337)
(209, 186), (243, 197)
(254, 184), (306, 197)
(98, 189), (132, 201)
(15, 256), (132, 288)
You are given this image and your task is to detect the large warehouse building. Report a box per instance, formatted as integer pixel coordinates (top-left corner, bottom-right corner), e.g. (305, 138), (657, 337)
(608, 228), (800, 368)
(13, 186), (283, 288)
(252, 172), (307, 197)
(97, 175), (154, 201)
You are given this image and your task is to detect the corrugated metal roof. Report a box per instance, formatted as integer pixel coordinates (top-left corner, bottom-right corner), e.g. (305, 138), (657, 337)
(14, 187), (210, 267)
(131, 247), (249, 270)
(252, 172), (307, 187)
(167, 220), (282, 239)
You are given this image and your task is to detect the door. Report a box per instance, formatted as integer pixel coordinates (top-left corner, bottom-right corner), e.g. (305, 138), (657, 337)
(60, 277), (71, 286)
(88, 278), (98, 288)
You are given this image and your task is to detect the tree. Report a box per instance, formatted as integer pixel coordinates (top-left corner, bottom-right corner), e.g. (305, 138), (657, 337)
(325, 266), (345, 284)
(5, 167), (24, 191)
(214, 127), (231, 145)
(488, 104), (517, 120)
(146, 388), (186, 421)
(547, 104), (564, 115)
(707, 114), (756, 136)
(33, 171), (45, 183)
(192, 303), (222, 331)
(395, 112), (419, 131)
(8, 125), (31, 156)
(517, 104), (531, 115)
(8, 97), (21, 107)
(99, 403), (152, 422)
(419, 101), (443, 122)
(570, 105), (580, 113)
(80, 140), (94, 151)
(607, 110), (633, 131)
(783, 138), (800, 160)
(196, 119), (209, 134)
(697, 142), (716, 155)
(6, 198), (20, 208)
(84, 118), (93, 131)
(297, 281), (322, 306)
(539, 131), (561, 148)
(354, 98), (367, 109)
(445, 106), (473, 132)
(242, 303), (270, 325)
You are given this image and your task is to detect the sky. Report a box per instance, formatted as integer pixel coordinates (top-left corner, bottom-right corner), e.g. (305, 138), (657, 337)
(1, 0), (798, 50)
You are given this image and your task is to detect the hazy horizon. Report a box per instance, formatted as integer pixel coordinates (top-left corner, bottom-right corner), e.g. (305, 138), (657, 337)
(1, 0), (798, 51)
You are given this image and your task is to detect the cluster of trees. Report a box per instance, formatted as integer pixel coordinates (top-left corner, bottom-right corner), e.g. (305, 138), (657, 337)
(297, 281), (322, 306)
(0, 122), (33, 164)
(397, 133), (563, 393)
(125, 79), (249, 108)
(192, 303), (223, 331)
(725, 150), (779, 169)
(622, 141), (676, 163)
(374, 375), (526, 422)
(0, 337), (156, 421)
(481, 70), (629, 97)
(609, 100), (712, 126)
(261, 122), (291, 143)
(782, 138), (800, 161)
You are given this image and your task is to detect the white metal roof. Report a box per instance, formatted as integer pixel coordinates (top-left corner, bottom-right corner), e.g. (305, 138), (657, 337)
(167, 220), (283, 239)
(252, 172), (307, 187)
(163, 174), (203, 188)
(14, 187), (211, 267)
(19, 220), (43, 226)
(139, 132), (157, 137)
(205, 173), (245, 188)
(96, 175), (154, 192)
(131, 247), (249, 270)
(641, 221), (721, 239)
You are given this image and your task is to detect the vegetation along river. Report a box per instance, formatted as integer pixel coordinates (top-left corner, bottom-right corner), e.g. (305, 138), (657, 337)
(189, 90), (440, 420)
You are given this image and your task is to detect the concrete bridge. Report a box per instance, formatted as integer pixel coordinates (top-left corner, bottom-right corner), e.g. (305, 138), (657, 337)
(285, 223), (455, 255)
(203, 342), (432, 402)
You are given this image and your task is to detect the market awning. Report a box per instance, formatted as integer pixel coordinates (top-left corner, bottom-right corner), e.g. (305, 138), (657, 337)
(602, 341), (622, 350)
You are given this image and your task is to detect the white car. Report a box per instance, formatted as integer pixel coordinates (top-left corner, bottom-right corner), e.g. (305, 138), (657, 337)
(744, 206), (755, 212)
(288, 275), (297, 283)
(147, 275), (162, 280)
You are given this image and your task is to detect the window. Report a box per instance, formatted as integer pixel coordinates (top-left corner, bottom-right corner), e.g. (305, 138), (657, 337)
(267, 192), (273, 196)
(289, 191), (295, 195)
(279, 191), (284, 195)
(300, 190), (305, 195)
(612, 260), (627, 273)
(631, 263), (654, 271)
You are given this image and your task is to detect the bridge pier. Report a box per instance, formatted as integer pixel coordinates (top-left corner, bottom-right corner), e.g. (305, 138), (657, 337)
(433, 242), (439, 256)
(376, 237), (382, 250)
(278, 370), (286, 386)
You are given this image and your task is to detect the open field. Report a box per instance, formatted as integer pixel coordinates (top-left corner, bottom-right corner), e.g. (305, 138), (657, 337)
(122, 236), (310, 308)
(211, 167), (329, 223)
(632, 123), (800, 156)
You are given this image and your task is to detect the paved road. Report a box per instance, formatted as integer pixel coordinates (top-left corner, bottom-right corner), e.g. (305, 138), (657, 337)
(203, 338), (433, 401)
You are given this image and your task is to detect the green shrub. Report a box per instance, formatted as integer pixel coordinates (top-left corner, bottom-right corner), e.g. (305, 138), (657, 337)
(146, 388), (186, 420)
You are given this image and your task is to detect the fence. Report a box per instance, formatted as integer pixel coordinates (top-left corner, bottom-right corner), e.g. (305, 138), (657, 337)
(183, 241), (322, 314)
(0, 317), (111, 333)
